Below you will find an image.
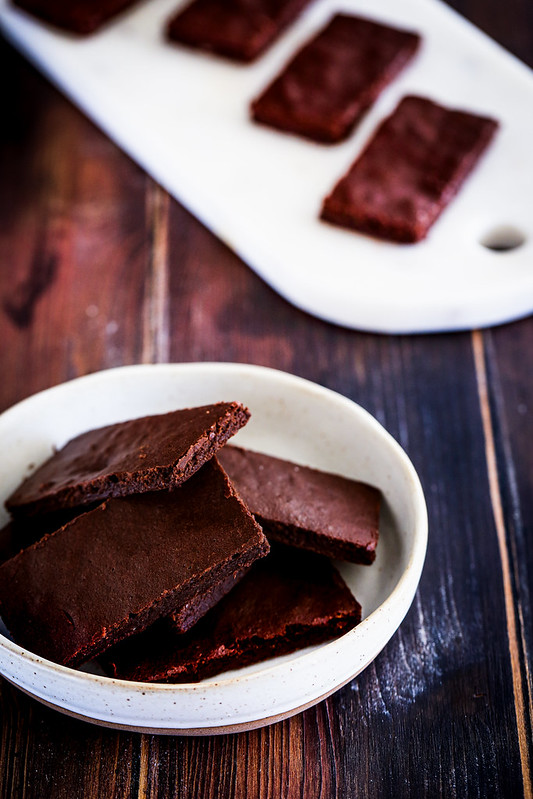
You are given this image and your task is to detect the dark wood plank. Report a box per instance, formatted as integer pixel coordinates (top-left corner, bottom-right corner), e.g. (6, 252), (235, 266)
(482, 322), (533, 781)
(0, 41), (150, 413)
(447, 0), (533, 67)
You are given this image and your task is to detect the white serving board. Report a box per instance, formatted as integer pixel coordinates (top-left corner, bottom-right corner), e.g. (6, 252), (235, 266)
(1, 0), (532, 333)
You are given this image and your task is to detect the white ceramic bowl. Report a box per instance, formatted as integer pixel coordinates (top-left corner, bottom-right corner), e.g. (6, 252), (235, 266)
(0, 363), (427, 734)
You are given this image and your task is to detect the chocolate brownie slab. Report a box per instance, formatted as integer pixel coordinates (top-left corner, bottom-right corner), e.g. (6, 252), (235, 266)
(167, 0), (313, 63)
(218, 446), (380, 564)
(0, 459), (268, 666)
(105, 544), (361, 682)
(12, 0), (141, 35)
(321, 95), (499, 242)
(6, 402), (249, 518)
(251, 14), (420, 144)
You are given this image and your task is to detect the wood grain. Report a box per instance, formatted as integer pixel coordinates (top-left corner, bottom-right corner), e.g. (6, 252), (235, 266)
(473, 329), (532, 796)
(1, 0), (532, 796)
(142, 184), (170, 365)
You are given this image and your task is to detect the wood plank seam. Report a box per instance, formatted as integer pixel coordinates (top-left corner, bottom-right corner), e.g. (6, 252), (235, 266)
(472, 329), (532, 798)
(483, 332), (533, 764)
(324, 698), (339, 797)
(137, 734), (150, 799)
(142, 181), (170, 365)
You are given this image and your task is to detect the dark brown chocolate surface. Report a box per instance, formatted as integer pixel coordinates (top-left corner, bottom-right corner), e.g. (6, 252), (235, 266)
(251, 13), (420, 144)
(6, 402), (249, 518)
(105, 544), (361, 682)
(0, 506), (90, 566)
(12, 0), (141, 35)
(321, 95), (499, 242)
(0, 459), (268, 666)
(167, 0), (313, 63)
(218, 446), (380, 564)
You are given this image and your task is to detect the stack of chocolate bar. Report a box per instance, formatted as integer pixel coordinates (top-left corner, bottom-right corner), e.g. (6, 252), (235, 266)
(0, 402), (380, 682)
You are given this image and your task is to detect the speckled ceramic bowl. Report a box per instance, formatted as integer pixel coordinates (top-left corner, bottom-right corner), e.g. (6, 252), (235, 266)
(0, 363), (427, 734)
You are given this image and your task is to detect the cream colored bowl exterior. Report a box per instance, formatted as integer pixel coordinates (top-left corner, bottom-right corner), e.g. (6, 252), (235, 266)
(0, 364), (427, 733)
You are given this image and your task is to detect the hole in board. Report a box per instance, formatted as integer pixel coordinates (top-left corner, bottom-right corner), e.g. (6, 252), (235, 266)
(480, 225), (526, 252)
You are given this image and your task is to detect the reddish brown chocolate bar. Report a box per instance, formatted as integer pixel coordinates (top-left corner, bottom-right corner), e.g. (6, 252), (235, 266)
(6, 402), (249, 518)
(0, 459), (269, 667)
(251, 14), (420, 144)
(218, 446), (380, 564)
(104, 544), (361, 683)
(12, 0), (141, 35)
(321, 95), (499, 242)
(167, 0), (313, 62)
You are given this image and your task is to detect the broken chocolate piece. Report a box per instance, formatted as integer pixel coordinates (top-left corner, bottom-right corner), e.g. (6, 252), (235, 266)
(104, 544), (361, 682)
(218, 446), (380, 564)
(0, 459), (268, 666)
(6, 402), (249, 518)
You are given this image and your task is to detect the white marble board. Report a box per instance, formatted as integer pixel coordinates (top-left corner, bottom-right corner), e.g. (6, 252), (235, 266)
(1, 0), (532, 333)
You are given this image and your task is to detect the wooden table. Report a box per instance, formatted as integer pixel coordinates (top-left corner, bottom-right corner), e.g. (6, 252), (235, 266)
(1, 2), (532, 796)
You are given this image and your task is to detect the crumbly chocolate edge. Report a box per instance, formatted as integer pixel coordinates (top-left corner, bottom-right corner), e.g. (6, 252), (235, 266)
(6, 402), (250, 518)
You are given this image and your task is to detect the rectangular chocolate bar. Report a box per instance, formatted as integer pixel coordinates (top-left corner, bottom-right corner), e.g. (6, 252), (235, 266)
(321, 95), (499, 242)
(167, 0), (313, 63)
(104, 544), (361, 683)
(12, 0), (141, 35)
(0, 459), (269, 666)
(6, 402), (249, 518)
(251, 13), (420, 143)
(218, 446), (380, 564)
